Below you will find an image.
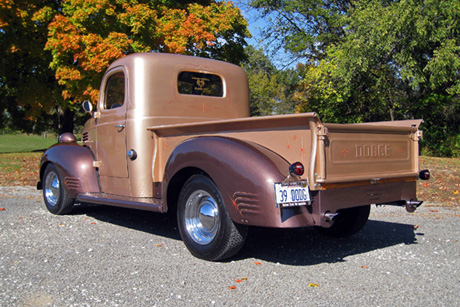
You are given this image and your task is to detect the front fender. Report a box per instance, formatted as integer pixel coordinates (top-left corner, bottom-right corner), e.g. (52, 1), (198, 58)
(163, 137), (315, 228)
(38, 143), (100, 198)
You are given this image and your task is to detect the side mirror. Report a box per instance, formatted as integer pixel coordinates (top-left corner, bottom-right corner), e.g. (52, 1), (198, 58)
(82, 100), (93, 113)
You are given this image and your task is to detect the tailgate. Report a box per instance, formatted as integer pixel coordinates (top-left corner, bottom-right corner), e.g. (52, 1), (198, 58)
(314, 120), (423, 185)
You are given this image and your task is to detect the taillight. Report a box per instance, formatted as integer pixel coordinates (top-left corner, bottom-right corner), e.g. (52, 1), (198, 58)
(419, 169), (430, 180)
(289, 162), (304, 176)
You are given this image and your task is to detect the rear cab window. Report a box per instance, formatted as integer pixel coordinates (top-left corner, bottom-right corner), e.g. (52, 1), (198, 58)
(177, 71), (224, 97)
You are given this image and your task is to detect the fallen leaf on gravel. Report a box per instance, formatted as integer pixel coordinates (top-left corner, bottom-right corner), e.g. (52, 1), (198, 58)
(0, 208), (5, 211)
(91, 222), (96, 224)
(241, 277), (247, 281)
(156, 244), (163, 247)
(308, 283), (319, 287)
(228, 286), (236, 290)
(429, 210), (439, 213)
(412, 225), (419, 229)
(254, 262), (261, 265)
(454, 190), (459, 195)
(236, 279), (242, 283)
(361, 266), (369, 269)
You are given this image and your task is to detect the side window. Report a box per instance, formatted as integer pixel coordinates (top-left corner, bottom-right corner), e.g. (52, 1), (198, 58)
(178, 71), (223, 97)
(104, 72), (125, 110)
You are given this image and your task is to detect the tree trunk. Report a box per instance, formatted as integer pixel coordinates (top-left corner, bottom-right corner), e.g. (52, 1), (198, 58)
(389, 108), (395, 121)
(59, 108), (74, 134)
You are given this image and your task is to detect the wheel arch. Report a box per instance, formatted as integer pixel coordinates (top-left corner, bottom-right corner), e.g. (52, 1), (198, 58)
(165, 166), (208, 215)
(38, 144), (100, 198)
(162, 136), (311, 227)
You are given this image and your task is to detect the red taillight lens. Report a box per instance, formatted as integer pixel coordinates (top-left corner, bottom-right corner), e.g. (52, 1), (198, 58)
(419, 169), (430, 180)
(289, 162), (304, 176)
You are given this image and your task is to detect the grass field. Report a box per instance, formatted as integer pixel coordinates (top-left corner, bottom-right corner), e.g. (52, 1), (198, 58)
(0, 134), (57, 153)
(0, 134), (57, 186)
(0, 134), (458, 207)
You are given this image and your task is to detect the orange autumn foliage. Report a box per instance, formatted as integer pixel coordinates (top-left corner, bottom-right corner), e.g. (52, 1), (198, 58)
(44, 0), (249, 105)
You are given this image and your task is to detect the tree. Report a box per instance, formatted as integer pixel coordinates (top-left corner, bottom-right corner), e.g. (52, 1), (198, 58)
(0, 0), (61, 133)
(252, 0), (460, 157)
(242, 46), (300, 116)
(250, 0), (352, 63)
(1, 0), (249, 133)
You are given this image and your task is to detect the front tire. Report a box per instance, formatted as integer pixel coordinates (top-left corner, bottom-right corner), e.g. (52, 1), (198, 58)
(177, 175), (247, 261)
(316, 205), (371, 238)
(42, 163), (75, 215)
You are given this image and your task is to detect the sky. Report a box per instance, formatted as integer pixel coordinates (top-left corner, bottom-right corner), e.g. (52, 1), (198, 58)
(233, 1), (300, 69)
(233, 1), (266, 46)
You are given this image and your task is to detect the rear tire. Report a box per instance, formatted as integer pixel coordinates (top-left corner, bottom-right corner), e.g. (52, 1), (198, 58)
(42, 164), (75, 215)
(177, 175), (247, 261)
(316, 205), (370, 238)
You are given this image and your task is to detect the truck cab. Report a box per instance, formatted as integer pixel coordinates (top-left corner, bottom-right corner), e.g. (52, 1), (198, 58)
(82, 53), (250, 198)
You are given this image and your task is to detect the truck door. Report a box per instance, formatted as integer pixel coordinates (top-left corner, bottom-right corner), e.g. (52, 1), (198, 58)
(95, 67), (129, 194)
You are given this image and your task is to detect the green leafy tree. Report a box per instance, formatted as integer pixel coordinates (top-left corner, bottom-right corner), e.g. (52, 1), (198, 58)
(0, 0), (60, 133)
(250, 0), (351, 62)
(243, 46), (300, 116)
(252, 0), (460, 156)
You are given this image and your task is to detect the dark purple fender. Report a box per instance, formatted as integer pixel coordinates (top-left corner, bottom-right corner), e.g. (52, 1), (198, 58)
(38, 143), (100, 198)
(162, 137), (317, 228)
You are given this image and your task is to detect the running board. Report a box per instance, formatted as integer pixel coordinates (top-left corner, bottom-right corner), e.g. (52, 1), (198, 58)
(76, 193), (164, 213)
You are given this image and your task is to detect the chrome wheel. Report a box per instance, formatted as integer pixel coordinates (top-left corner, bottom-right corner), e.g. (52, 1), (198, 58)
(177, 175), (247, 261)
(44, 171), (60, 207)
(184, 190), (220, 245)
(42, 164), (74, 215)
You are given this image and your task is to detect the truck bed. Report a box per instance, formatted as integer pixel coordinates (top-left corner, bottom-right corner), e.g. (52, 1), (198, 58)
(147, 114), (423, 190)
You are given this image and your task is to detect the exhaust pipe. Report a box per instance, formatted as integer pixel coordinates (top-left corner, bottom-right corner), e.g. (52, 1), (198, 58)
(405, 200), (423, 213)
(324, 212), (339, 222)
(377, 200), (424, 212)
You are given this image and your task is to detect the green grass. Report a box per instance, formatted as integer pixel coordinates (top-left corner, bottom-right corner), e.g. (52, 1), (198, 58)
(0, 134), (58, 153)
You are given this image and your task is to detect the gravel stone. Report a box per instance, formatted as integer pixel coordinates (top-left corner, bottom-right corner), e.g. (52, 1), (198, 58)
(1, 186), (459, 306)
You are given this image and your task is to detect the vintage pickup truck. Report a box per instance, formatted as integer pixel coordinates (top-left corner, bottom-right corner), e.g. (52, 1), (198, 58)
(37, 53), (430, 261)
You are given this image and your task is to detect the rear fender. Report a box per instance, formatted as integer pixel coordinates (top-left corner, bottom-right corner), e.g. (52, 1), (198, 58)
(39, 144), (100, 198)
(163, 137), (316, 228)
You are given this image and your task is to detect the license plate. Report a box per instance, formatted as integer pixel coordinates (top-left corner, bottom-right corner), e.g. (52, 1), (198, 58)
(274, 181), (311, 208)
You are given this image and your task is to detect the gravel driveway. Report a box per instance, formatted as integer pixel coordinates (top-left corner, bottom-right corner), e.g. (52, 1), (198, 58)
(1, 186), (459, 306)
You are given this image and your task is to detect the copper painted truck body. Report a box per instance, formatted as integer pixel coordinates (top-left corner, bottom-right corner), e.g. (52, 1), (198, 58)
(38, 53), (427, 260)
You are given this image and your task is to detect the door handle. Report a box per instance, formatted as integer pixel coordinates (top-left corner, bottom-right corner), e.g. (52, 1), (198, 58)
(115, 124), (125, 128)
